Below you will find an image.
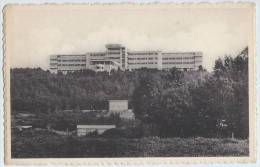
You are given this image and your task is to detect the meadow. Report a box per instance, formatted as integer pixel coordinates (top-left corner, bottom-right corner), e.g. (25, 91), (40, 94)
(12, 131), (248, 158)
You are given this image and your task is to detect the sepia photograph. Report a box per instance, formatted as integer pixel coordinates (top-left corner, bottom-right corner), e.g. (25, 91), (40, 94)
(3, 3), (256, 164)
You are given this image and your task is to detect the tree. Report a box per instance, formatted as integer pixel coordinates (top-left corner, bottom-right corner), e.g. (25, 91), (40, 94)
(159, 85), (193, 137)
(168, 67), (184, 83)
(132, 74), (162, 122)
(132, 73), (164, 136)
(198, 65), (205, 71)
(214, 58), (225, 77)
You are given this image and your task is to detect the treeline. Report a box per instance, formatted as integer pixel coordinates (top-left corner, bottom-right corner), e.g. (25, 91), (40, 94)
(11, 47), (248, 138)
(132, 47), (248, 138)
(11, 66), (206, 113)
(11, 68), (137, 112)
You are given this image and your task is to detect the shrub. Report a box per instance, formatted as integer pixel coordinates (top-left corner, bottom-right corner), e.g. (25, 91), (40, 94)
(102, 127), (143, 138)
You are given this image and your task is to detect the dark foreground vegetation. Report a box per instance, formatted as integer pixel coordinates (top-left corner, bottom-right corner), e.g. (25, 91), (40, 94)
(12, 130), (248, 158)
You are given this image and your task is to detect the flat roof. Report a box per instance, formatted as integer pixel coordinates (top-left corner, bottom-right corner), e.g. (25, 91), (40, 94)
(77, 125), (116, 128)
(86, 52), (106, 54)
(109, 100), (128, 102)
(51, 55), (84, 57)
(128, 50), (161, 53)
(106, 44), (122, 48)
(162, 52), (202, 54)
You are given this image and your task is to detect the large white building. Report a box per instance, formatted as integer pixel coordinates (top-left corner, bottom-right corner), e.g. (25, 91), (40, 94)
(49, 44), (203, 73)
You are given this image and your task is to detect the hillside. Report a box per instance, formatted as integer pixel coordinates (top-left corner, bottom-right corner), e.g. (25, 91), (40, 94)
(11, 68), (208, 113)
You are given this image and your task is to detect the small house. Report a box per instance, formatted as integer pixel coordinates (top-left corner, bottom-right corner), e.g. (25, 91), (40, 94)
(109, 100), (135, 119)
(109, 100), (128, 113)
(77, 125), (116, 137)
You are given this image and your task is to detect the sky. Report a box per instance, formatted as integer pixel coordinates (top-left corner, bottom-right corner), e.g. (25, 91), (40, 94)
(5, 4), (254, 71)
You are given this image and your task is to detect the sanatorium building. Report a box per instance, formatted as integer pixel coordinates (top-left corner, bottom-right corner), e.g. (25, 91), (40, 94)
(49, 44), (203, 73)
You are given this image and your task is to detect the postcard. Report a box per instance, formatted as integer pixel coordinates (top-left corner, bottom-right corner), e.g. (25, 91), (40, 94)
(3, 3), (256, 165)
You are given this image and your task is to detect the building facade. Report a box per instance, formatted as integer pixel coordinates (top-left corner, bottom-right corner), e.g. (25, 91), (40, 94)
(49, 44), (203, 73)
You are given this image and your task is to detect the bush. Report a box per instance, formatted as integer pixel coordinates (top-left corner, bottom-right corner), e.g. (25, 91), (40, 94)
(102, 128), (125, 138)
(102, 127), (143, 138)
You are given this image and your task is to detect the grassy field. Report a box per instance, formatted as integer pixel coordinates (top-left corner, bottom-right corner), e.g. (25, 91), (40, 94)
(12, 130), (249, 158)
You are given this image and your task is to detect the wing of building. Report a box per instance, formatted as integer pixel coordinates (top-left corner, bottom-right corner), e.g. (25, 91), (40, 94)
(49, 44), (203, 74)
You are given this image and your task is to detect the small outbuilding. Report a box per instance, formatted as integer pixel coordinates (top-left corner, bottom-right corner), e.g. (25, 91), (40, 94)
(108, 100), (135, 119)
(77, 125), (116, 137)
(109, 100), (128, 113)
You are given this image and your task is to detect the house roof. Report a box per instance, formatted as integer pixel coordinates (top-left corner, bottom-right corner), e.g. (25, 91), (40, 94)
(77, 125), (116, 129)
(108, 100), (128, 102)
